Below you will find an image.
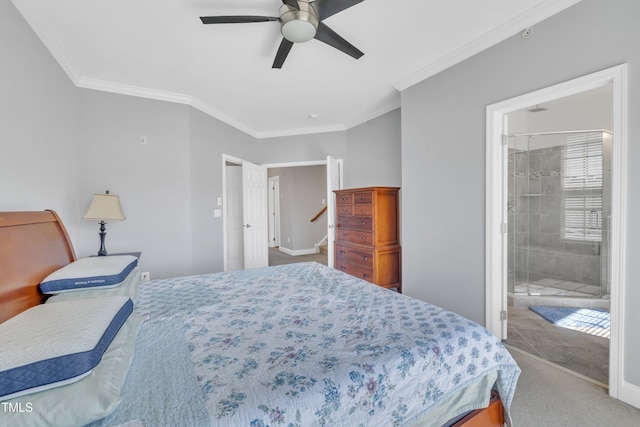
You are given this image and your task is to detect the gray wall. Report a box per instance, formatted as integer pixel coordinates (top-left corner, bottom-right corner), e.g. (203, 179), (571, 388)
(0, 0), (80, 231)
(345, 109), (402, 188)
(268, 165), (327, 251)
(401, 0), (640, 386)
(189, 108), (257, 274)
(76, 90), (193, 279)
(257, 132), (348, 165)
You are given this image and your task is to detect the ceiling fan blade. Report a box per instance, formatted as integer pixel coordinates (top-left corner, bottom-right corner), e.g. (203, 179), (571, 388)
(314, 22), (363, 60)
(273, 38), (294, 69)
(312, 0), (363, 20)
(282, 0), (300, 10)
(200, 16), (279, 24)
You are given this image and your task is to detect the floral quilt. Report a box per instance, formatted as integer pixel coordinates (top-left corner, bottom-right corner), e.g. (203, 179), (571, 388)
(136, 262), (519, 426)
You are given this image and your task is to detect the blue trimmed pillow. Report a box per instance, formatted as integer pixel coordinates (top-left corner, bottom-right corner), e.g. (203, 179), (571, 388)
(0, 296), (133, 400)
(46, 266), (141, 305)
(39, 255), (137, 294)
(1, 313), (142, 427)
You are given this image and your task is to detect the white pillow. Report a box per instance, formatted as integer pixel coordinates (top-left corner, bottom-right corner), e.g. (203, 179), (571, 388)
(0, 313), (142, 427)
(46, 267), (141, 305)
(0, 296), (133, 400)
(39, 255), (138, 294)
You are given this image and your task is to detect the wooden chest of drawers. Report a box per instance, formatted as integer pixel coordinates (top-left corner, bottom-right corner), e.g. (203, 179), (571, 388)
(333, 187), (401, 292)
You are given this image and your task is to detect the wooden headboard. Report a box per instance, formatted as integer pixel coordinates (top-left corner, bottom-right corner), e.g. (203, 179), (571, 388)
(0, 210), (76, 323)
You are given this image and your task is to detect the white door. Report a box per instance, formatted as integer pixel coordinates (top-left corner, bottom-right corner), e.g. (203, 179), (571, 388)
(326, 156), (343, 268)
(242, 162), (269, 269)
(226, 165), (244, 271)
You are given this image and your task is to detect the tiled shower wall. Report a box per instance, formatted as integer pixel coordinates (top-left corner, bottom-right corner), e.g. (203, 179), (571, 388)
(507, 137), (610, 295)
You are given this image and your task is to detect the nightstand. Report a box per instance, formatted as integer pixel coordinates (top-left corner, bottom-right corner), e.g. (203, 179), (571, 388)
(91, 252), (141, 259)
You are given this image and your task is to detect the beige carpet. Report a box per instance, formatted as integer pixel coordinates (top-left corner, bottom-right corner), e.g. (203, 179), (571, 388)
(509, 347), (640, 426)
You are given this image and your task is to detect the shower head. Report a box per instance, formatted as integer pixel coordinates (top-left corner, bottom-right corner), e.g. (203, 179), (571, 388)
(527, 104), (548, 113)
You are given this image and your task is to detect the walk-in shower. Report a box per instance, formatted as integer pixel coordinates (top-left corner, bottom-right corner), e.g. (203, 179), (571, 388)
(507, 130), (612, 307)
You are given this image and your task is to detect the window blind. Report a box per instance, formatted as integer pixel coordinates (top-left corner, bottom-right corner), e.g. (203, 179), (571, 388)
(562, 132), (603, 242)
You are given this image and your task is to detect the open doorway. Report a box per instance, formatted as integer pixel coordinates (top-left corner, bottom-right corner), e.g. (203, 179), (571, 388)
(504, 86), (612, 385)
(485, 65), (628, 400)
(223, 156), (343, 271)
(263, 157), (342, 268)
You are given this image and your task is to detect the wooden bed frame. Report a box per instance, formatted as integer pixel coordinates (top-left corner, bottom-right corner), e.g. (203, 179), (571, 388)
(0, 210), (505, 426)
(0, 210), (76, 323)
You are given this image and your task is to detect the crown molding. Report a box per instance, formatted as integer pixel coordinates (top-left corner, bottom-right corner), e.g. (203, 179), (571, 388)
(392, 0), (583, 91)
(14, 0), (581, 139)
(255, 123), (347, 140)
(78, 77), (356, 139)
(345, 98), (401, 130)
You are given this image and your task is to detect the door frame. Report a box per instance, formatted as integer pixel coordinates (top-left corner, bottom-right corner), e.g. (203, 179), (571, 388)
(262, 158), (343, 267)
(485, 64), (628, 400)
(222, 154), (249, 272)
(268, 176), (281, 248)
(224, 156), (344, 271)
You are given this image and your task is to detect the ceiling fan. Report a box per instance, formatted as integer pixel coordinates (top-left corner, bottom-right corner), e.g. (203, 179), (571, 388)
(200, 0), (364, 68)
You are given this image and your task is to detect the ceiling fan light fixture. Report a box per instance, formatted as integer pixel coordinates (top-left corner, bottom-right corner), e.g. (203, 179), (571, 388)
(279, 2), (318, 43)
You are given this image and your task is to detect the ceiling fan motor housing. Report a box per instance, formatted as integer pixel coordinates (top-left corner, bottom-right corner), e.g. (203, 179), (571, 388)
(279, 1), (319, 43)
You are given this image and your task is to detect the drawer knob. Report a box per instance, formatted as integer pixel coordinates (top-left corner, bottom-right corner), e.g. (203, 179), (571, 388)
(340, 266), (346, 270)
(361, 256), (368, 261)
(361, 221), (366, 225)
(360, 209), (366, 213)
(339, 251), (346, 255)
(361, 236), (366, 239)
(362, 274), (369, 278)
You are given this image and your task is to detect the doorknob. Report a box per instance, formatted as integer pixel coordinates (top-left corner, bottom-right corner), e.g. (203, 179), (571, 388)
(243, 224), (252, 228)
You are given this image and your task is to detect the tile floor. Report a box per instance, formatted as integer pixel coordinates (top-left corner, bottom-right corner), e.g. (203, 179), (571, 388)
(504, 305), (609, 385)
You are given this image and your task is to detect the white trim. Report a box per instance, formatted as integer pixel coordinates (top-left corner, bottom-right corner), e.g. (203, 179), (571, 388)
(609, 64), (628, 402)
(343, 100), (402, 130)
(263, 160), (327, 168)
(277, 246), (319, 256)
(485, 64), (628, 403)
(256, 124), (347, 139)
(78, 77), (192, 105)
(76, 76), (391, 139)
(393, 0), (582, 91)
(621, 381), (640, 409)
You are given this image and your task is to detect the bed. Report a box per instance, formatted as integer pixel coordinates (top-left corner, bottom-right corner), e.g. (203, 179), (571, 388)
(0, 210), (520, 426)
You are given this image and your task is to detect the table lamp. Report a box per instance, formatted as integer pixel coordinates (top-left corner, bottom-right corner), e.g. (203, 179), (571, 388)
(83, 190), (125, 256)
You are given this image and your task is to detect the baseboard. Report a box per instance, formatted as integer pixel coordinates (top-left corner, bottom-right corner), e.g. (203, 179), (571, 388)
(278, 247), (319, 256)
(621, 380), (640, 409)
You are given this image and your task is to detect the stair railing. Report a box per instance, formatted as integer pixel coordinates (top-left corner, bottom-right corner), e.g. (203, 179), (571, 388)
(310, 206), (327, 222)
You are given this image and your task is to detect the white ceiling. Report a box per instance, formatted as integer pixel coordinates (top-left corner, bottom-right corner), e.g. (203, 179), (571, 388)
(12, 0), (581, 138)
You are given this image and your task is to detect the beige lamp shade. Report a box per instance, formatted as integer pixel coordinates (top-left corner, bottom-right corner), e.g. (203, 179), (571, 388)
(83, 194), (126, 221)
